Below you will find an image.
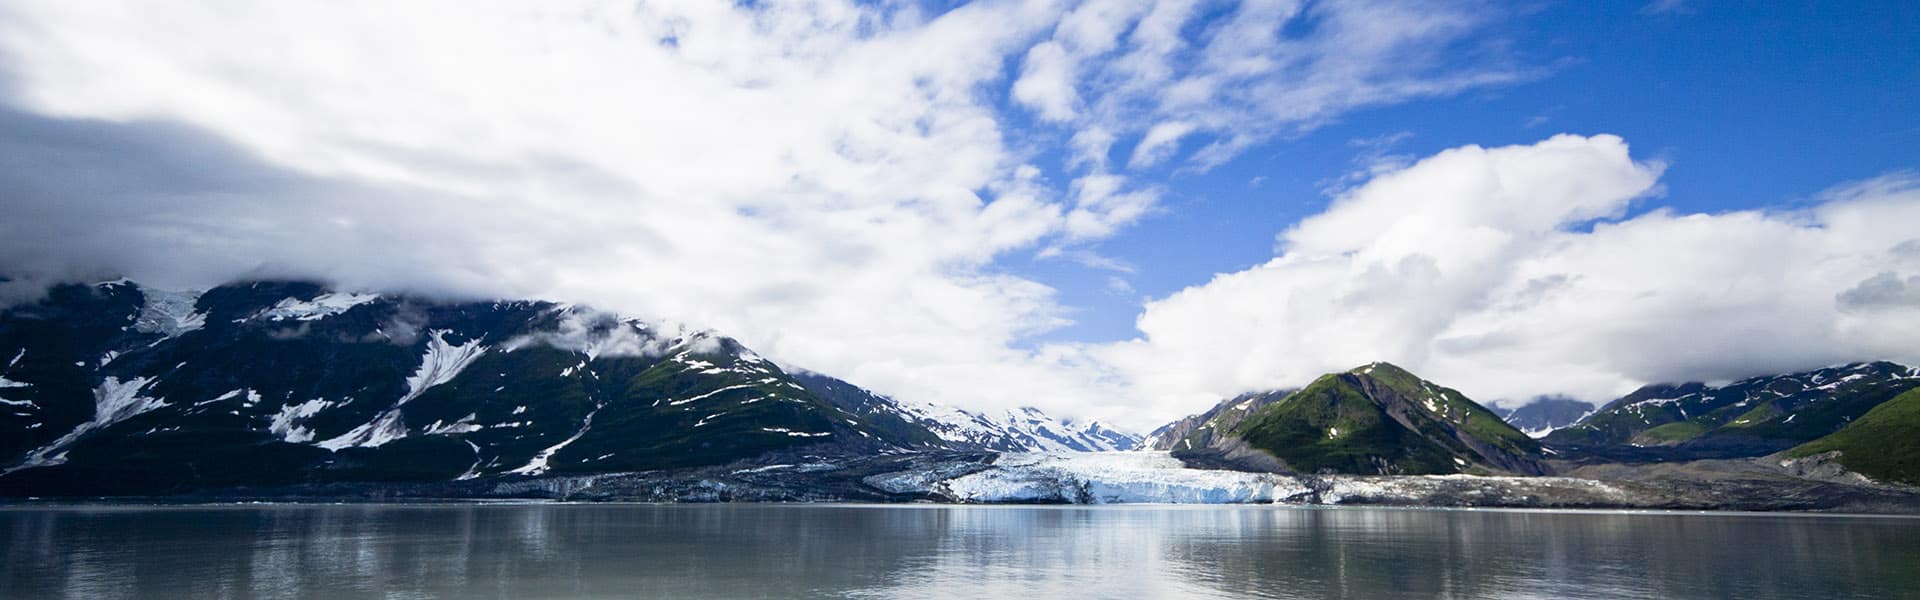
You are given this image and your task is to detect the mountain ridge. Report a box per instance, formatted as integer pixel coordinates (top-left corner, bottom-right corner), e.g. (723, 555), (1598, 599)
(1544, 361), (1920, 454)
(0, 279), (1129, 496)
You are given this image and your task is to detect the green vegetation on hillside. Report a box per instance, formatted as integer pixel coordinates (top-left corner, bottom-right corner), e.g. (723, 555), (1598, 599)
(1205, 363), (1542, 475)
(1788, 388), (1920, 486)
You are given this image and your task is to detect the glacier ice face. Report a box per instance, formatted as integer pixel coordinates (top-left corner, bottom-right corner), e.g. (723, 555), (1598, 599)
(938, 452), (1310, 504)
(893, 451), (1633, 506)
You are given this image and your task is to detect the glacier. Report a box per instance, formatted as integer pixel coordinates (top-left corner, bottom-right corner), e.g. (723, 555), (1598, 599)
(866, 451), (1637, 506)
(938, 452), (1312, 504)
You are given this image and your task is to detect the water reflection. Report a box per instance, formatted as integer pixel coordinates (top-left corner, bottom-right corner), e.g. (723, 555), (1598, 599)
(2, 504), (1916, 599)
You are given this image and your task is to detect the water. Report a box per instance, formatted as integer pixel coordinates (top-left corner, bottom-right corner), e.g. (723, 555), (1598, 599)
(3, 504), (1917, 599)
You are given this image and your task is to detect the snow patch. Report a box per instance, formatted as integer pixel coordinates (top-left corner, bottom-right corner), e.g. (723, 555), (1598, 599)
(668, 383), (755, 406)
(423, 413), (482, 435)
(259, 292), (380, 321)
(510, 404), (603, 476)
(318, 330), (486, 450)
(9, 377), (164, 472)
(760, 427), (830, 437)
(269, 399), (331, 443)
(196, 389), (244, 407)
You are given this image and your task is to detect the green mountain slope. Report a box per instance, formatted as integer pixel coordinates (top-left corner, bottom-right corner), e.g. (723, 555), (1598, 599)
(1170, 363), (1545, 476)
(1786, 388), (1920, 486)
(1544, 362), (1920, 456)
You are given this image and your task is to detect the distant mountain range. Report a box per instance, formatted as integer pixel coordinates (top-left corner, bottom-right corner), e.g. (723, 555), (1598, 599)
(792, 371), (1137, 453)
(1143, 361), (1920, 485)
(1542, 361), (1920, 454)
(0, 280), (1134, 496)
(6, 277), (1918, 501)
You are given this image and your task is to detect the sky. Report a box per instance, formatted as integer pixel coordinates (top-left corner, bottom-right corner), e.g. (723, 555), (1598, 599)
(0, 1), (1916, 432)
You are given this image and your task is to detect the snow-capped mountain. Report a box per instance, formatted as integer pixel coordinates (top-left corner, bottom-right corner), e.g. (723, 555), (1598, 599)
(1152, 363), (1546, 476)
(0, 279), (1129, 496)
(1545, 361), (1920, 450)
(792, 371), (1141, 452)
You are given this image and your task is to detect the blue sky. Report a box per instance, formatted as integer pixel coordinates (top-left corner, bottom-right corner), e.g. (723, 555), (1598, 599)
(0, 0), (1915, 429)
(1013, 1), (1920, 346)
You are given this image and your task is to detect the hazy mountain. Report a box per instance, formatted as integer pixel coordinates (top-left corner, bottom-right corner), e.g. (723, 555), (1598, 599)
(793, 371), (1140, 452)
(1490, 396), (1594, 438)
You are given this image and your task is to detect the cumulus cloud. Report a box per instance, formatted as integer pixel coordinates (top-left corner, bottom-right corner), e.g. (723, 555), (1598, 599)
(1017, 0), (1528, 172)
(1087, 138), (1920, 424)
(0, 1), (1526, 430)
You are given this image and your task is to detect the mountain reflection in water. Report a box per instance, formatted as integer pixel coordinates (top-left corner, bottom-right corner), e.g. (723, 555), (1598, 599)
(3, 504), (1917, 599)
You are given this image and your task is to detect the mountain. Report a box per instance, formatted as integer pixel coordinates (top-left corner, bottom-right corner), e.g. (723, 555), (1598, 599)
(1786, 388), (1920, 486)
(793, 371), (1140, 452)
(1141, 389), (1292, 451)
(1164, 363), (1546, 476)
(1543, 362), (1920, 454)
(0, 279), (1112, 496)
(1490, 396), (1594, 438)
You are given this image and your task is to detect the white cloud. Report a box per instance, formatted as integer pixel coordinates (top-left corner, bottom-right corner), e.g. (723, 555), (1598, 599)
(0, 1), (1542, 432)
(1127, 120), (1197, 168)
(1011, 41), (1080, 121)
(0, 0), (1098, 416)
(1087, 137), (1920, 426)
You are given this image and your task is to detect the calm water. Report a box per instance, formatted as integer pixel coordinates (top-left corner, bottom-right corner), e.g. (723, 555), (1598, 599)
(2, 504), (1917, 599)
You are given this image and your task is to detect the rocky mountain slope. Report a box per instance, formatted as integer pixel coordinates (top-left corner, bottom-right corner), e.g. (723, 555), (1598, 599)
(1141, 389), (1291, 451)
(0, 279), (1126, 496)
(1163, 363), (1546, 476)
(1543, 362), (1920, 455)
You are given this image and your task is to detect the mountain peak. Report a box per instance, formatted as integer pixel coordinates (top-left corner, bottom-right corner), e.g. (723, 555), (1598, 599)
(1159, 364), (1544, 476)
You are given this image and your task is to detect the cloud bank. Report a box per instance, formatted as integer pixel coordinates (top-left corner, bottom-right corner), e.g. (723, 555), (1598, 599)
(0, 1), (1914, 431)
(1092, 136), (1920, 417)
(0, 1), (1525, 430)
